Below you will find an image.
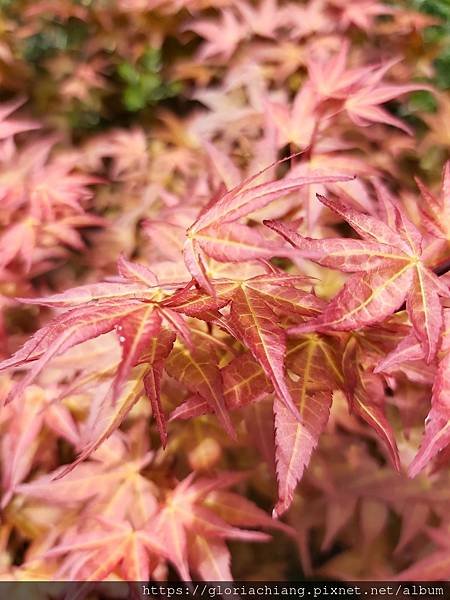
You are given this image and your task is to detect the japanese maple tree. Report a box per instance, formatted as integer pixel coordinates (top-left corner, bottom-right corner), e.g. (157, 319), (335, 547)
(0, 0), (449, 586)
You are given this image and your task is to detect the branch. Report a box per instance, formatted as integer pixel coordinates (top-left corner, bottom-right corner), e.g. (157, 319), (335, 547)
(433, 257), (450, 277)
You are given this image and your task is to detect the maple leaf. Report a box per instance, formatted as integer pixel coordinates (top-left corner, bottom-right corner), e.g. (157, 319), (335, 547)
(250, 41), (307, 83)
(0, 219), (37, 273)
(282, 0), (331, 38)
(169, 351), (272, 421)
(146, 473), (274, 580)
(407, 310), (450, 477)
(143, 219), (187, 262)
(395, 525), (450, 581)
(55, 366), (150, 475)
(27, 165), (99, 223)
(271, 332), (345, 516)
(342, 337), (400, 471)
(229, 283), (299, 419)
(205, 488), (293, 536)
(184, 162), (353, 293)
(0, 136), (103, 272)
(274, 387), (332, 517)
(429, 310), (450, 421)
(287, 151), (376, 232)
(415, 161), (450, 241)
(18, 453), (153, 509)
(0, 258), (174, 413)
(169, 287), (340, 516)
(190, 163), (352, 232)
(266, 83), (321, 150)
(187, 9), (248, 62)
(0, 98), (40, 140)
(344, 75), (429, 135)
(0, 301), (146, 402)
(394, 502), (431, 556)
(300, 435), (427, 560)
(0, 277), (205, 461)
(1, 385), (79, 507)
(45, 518), (167, 581)
(288, 323), (402, 473)
(329, 0), (395, 32)
(408, 407), (450, 479)
(60, 58), (110, 104)
(87, 128), (148, 180)
(307, 44), (430, 133)
(112, 307), (163, 401)
(235, 0), (284, 38)
(307, 41), (369, 100)
(189, 535), (233, 580)
(266, 191), (449, 362)
(165, 336), (235, 438)
(142, 331), (177, 448)
(167, 271), (323, 420)
(0, 137), (98, 218)
(375, 332), (427, 381)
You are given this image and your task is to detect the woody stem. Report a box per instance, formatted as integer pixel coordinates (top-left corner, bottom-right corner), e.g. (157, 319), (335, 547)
(433, 257), (450, 277)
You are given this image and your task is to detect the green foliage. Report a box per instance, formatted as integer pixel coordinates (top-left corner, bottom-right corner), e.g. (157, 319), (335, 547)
(433, 47), (450, 88)
(414, 0), (450, 20)
(22, 18), (89, 64)
(406, 89), (438, 112)
(117, 48), (182, 112)
(0, 3), (184, 129)
(414, 0), (450, 89)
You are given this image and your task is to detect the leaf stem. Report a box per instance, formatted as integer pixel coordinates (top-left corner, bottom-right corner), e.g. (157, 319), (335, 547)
(433, 257), (450, 277)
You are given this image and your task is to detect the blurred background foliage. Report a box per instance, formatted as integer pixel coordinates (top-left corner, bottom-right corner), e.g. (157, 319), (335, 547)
(0, 0), (448, 146)
(413, 0), (450, 88)
(0, 0), (187, 133)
